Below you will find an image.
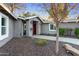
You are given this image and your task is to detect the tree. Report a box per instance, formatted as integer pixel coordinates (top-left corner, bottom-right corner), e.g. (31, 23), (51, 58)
(41, 3), (78, 55)
(4, 3), (26, 13)
(19, 12), (36, 18)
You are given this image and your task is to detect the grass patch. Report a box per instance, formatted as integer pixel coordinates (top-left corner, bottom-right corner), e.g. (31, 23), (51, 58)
(34, 38), (48, 46)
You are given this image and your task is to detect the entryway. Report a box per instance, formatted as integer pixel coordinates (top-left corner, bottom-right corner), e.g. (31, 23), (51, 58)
(33, 21), (37, 35)
(22, 18), (41, 37)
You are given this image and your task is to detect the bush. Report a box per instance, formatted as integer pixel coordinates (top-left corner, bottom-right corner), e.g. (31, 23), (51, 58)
(34, 39), (48, 46)
(74, 28), (79, 38)
(59, 28), (65, 36)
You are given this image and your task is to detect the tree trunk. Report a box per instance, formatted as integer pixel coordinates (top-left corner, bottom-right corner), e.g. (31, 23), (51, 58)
(56, 24), (59, 55)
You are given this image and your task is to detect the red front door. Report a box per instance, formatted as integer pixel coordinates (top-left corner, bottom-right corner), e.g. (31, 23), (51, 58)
(33, 21), (36, 35)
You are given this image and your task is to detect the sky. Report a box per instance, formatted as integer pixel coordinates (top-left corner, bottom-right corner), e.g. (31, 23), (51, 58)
(15, 3), (79, 19)
(15, 3), (49, 19)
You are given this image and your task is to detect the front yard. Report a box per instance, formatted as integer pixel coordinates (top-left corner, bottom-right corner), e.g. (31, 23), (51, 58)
(0, 37), (79, 56)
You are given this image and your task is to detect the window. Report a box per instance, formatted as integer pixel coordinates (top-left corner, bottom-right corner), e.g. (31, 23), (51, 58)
(0, 13), (9, 40)
(49, 24), (56, 31)
(1, 17), (6, 35)
(50, 24), (53, 30)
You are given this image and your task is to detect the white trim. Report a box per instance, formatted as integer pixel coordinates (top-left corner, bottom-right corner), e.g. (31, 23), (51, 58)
(0, 12), (9, 40)
(0, 13), (1, 37)
(49, 24), (56, 31)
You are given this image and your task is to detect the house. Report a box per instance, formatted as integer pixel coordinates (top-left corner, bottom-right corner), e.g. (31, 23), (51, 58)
(0, 3), (79, 47)
(17, 16), (56, 37)
(0, 4), (56, 47)
(59, 19), (79, 36)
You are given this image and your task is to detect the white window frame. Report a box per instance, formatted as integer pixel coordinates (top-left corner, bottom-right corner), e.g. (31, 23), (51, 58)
(49, 24), (56, 31)
(0, 12), (9, 40)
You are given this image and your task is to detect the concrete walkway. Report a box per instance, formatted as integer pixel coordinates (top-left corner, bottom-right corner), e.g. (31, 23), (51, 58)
(32, 35), (79, 45)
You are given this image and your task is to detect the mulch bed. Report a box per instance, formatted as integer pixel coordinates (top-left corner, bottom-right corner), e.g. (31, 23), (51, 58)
(0, 37), (79, 56)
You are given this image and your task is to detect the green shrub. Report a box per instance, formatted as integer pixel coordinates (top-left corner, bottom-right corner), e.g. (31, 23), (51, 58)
(74, 28), (79, 38)
(59, 28), (65, 36)
(34, 39), (48, 46)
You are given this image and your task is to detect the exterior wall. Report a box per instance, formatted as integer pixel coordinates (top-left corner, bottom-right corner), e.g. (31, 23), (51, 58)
(26, 20), (30, 36)
(14, 20), (23, 37)
(41, 23), (79, 35)
(0, 17), (15, 47)
(37, 21), (41, 34)
(41, 23), (56, 35)
(59, 23), (79, 29)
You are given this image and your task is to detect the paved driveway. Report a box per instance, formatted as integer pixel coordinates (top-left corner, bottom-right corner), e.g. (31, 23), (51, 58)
(32, 35), (79, 45)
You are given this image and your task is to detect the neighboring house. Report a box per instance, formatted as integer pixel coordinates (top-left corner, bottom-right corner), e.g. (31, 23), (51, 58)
(60, 20), (79, 36)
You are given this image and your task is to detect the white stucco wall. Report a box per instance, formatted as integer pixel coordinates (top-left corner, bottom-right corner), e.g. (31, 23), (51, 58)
(59, 23), (79, 29)
(41, 23), (56, 35)
(26, 20), (30, 36)
(14, 20), (23, 37)
(37, 21), (41, 34)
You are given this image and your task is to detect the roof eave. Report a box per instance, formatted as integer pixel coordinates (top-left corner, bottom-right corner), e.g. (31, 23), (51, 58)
(0, 3), (17, 20)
